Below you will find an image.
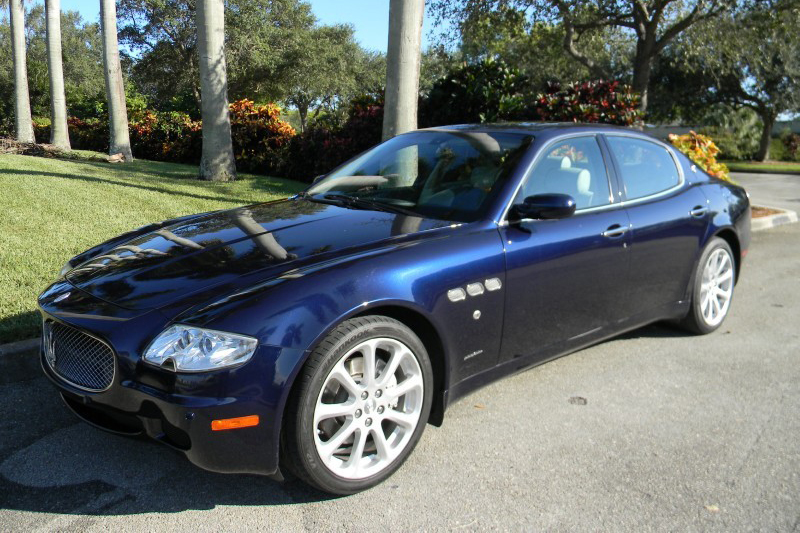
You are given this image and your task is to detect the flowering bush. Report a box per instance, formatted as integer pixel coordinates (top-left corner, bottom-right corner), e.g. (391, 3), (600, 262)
(229, 99), (296, 174)
(34, 100), (296, 174)
(529, 80), (643, 126)
(130, 111), (202, 163)
(669, 131), (731, 181)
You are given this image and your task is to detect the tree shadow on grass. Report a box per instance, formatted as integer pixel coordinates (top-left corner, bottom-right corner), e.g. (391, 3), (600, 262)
(0, 168), (264, 205)
(0, 310), (40, 347)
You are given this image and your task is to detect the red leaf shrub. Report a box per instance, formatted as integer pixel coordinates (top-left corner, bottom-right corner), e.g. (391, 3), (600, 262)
(229, 99), (296, 174)
(33, 100), (296, 174)
(529, 80), (643, 126)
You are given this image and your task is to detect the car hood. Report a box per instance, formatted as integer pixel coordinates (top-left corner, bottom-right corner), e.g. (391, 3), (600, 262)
(66, 198), (454, 311)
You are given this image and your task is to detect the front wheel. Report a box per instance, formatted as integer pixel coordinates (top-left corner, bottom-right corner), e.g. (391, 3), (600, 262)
(282, 316), (433, 494)
(680, 237), (736, 334)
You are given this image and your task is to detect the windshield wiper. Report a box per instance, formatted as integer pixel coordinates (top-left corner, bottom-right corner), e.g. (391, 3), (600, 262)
(313, 194), (420, 217)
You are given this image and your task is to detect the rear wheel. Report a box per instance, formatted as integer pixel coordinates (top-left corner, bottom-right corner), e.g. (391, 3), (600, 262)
(680, 237), (736, 334)
(282, 316), (433, 494)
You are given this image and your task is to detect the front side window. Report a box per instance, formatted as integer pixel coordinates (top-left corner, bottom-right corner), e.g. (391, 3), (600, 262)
(515, 136), (612, 210)
(308, 131), (533, 222)
(606, 136), (681, 200)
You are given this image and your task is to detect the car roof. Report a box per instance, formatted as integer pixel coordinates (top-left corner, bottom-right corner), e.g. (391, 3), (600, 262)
(418, 122), (655, 139)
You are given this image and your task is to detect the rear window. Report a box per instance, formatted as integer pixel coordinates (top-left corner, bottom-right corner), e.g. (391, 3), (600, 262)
(606, 136), (681, 199)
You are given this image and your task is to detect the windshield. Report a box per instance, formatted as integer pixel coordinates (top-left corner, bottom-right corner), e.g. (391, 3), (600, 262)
(307, 130), (533, 223)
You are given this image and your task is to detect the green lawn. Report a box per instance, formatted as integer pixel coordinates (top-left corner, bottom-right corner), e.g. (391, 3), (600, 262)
(0, 153), (305, 344)
(724, 160), (800, 174)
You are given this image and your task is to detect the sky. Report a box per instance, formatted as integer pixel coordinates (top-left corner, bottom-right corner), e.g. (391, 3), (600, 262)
(57, 0), (442, 53)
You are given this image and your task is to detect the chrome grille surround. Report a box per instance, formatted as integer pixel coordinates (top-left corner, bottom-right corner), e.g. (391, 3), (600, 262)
(43, 321), (115, 392)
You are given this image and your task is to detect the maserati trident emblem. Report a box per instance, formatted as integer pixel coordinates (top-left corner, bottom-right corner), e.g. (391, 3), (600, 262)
(53, 292), (71, 303)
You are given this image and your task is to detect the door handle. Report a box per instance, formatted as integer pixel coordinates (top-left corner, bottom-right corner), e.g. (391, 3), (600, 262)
(690, 205), (709, 218)
(601, 224), (628, 238)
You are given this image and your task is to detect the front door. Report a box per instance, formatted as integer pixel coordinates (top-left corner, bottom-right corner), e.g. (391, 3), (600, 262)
(499, 135), (631, 364)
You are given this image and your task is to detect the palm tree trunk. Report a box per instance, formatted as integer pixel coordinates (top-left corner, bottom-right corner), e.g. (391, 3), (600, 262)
(45, 0), (70, 149)
(9, 0), (35, 143)
(196, 0), (236, 181)
(100, 0), (132, 160)
(382, 0), (424, 141)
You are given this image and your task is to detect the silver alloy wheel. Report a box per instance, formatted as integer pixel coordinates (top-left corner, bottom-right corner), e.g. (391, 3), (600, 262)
(699, 247), (734, 327)
(313, 337), (424, 480)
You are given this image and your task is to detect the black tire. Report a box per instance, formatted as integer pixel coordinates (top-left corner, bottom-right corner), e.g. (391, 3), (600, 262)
(679, 237), (736, 335)
(281, 315), (433, 495)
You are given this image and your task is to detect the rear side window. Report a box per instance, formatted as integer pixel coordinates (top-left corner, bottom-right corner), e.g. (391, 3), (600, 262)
(606, 136), (681, 200)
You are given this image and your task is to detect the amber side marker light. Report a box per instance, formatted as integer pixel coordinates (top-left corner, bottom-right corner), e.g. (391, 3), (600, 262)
(211, 415), (260, 431)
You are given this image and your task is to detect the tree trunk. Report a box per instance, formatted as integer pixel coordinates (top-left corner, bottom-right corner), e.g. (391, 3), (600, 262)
(9, 0), (35, 143)
(46, 0), (70, 150)
(755, 109), (776, 162)
(196, 0), (236, 181)
(100, 0), (132, 160)
(382, 0), (424, 141)
(631, 43), (654, 115)
(298, 103), (308, 134)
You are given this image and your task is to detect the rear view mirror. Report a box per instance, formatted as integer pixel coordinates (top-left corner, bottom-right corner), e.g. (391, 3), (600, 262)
(510, 193), (576, 221)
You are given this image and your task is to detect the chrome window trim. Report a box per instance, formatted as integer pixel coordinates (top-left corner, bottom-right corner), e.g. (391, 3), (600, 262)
(498, 130), (686, 226)
(44, 319), (116, 393)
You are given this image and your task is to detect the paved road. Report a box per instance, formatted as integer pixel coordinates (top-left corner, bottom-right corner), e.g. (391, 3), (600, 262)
(734, 172), (800, 212)
(1, 180), (798, 532)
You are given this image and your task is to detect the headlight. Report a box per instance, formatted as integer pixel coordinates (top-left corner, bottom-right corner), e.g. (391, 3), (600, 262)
(143, 324), (258, 372)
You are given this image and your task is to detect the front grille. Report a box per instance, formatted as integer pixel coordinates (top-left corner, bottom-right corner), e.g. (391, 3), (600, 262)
(44, 321), (115, 391)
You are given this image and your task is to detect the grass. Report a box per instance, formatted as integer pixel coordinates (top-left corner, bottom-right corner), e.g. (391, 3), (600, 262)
(0, 152), (305, 344)
(724, 160), (800, 174)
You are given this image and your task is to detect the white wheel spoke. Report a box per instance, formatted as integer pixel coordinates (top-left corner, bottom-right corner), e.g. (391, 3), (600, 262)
(329, 364), (360, 397)
(344, 428), (369, 472)
(383, 409), (417, 429)
(715, 288), (731, 302)
(371, 427), (391, 461)
(717, 269), (733, 284)
(385, 375), (423, 402)
(360, 339), (378, 387)
(711, 295), (721, 317)
(378, 347), (410, 386)
(315, 400), (356, 424)
(319, 419), (356, 459)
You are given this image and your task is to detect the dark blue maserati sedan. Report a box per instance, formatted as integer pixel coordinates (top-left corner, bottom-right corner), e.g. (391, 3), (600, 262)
(39, 123), (750, 494)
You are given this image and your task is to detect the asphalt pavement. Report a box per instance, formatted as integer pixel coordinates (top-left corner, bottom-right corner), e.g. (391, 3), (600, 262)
(0, 174), (798, 532)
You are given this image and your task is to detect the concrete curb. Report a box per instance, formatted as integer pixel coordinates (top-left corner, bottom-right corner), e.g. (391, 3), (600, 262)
(752, 206), (799, 232)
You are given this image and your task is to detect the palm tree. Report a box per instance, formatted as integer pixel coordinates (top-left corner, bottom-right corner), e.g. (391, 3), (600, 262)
(382, 0), (424, 141)
(8, 0), (35, 143)
(196, 0), (236, 181)
(45, 0), (70, 149)
(99, 0), (132, 160)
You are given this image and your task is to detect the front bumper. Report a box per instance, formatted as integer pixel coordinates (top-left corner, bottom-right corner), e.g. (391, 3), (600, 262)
(38, 281), (307, 477)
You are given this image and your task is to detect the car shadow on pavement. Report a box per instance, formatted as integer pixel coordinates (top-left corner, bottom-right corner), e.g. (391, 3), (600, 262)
(0, 379), (338, 516)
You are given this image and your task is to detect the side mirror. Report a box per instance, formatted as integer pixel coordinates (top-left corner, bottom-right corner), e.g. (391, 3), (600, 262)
(510, 193), (576, 221)
(312, 174), (325, 184)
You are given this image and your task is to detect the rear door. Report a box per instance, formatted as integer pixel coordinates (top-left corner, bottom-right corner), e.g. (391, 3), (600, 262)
(602, 134), (710, 318)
